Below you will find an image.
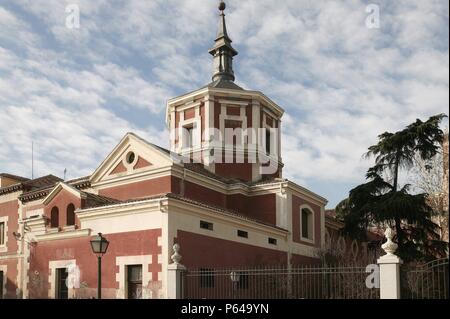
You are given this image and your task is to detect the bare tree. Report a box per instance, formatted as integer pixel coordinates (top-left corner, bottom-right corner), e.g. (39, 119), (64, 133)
(409, 134), (449, 242)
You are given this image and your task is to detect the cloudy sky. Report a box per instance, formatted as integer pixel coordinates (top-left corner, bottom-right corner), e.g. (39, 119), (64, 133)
(0, 0), (448, 208)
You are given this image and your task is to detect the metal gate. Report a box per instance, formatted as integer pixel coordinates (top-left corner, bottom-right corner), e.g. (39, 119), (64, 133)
(184, 264), (379, 299)
(401, 258), (449, 299)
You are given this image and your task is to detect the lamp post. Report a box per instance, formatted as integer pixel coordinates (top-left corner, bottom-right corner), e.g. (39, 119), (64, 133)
(90, 233), (109, 299)
(230, 271), (240, 299)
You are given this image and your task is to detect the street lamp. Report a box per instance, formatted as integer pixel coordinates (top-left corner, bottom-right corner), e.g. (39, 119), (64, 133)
(90, 233), (109, 299)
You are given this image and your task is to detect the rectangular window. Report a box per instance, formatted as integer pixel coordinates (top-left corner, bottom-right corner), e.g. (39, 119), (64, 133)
(127, 265), (143, 299)
(200, 221), (214, 231)
(199, 269), (215, 288)
(265, 129), (271, 155)
(183, 124), (195, 150)
(56, 268), (68, 299)
(0, 271), (3, 299)
(268, 238), (277, 245)
(301, 208), (314, 241)
(0, 222), (4, 246)
(237, 230), (248, 238)
(302, 211), (309, 239)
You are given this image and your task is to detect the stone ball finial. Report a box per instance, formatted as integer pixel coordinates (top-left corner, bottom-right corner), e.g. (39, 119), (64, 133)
(382, 226), (398, 256)
(171, 243), (182, 264)
(219, 1), (226, 12)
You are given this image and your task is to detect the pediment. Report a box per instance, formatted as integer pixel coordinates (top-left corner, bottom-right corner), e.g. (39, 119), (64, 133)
(43, 182), (85, 205)
(89, 133), (173, 185)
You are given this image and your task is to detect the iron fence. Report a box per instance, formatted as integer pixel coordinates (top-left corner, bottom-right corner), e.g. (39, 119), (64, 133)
(401, 258), (449, 299)
(184, 264), (379, 299)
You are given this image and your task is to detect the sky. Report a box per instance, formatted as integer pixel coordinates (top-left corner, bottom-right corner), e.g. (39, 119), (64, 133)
(0, 0), (448, 208)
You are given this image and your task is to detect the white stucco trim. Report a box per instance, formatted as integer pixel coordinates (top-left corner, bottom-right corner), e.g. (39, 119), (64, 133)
(176, 104), (202, 154)
(166, 87), (284, 125)
(90, 133), (173, 185)
(115, 255), (154, 299)
(35, 228), (91, 242)
(48, 259), (76, 299)
(43, 182), (85, 206)
(0, 191), (22, 203)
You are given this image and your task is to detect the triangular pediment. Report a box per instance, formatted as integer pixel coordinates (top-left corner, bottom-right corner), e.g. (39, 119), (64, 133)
(89, 133), (173, 185)
(43, 182), (85, 205)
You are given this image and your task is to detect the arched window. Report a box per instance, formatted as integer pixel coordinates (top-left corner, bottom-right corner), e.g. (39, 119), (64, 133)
(50, 207), (59, 228)
(66, 204), (75, 226)
(301, 208), (314, 241)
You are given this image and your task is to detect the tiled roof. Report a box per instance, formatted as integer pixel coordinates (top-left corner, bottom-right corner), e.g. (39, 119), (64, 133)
(184, 163), (236, 184)
(83, 192), (121, 208)
(183, 163), (283, 186)
(83, 192), (288, 232)
(166, 193), (287, 231)
(203, 79), (244, 91)
(0, 174), (63, 196)
(19, 176), (91, 203)
(23, 175), (62, 189)
(130, 133), (282, 186)
(0, 173), (30, 183)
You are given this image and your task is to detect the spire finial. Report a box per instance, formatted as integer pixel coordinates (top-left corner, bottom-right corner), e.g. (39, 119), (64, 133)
(219, 1), (226, 13)
(209, 0), (238, 83)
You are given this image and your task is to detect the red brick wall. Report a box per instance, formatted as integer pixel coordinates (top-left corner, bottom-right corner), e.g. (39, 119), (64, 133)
(246, 194), (277, 225)
(184, 108), (195, 120)
(44, 189), (82, 229)
(110, 161), (127, 175)
(183, 181), (226, 207)
(176, 230), (287, 268)
(98, 176), (172, 201)
(179, 179), (277, 226)
(215, 163), (253, 182)
(227, 106), (241, 116)
(28, 229), (161, 299)
(133, 157), (152, 169)
(214, 102), (221, 129)
(226, 193), (247, 213)
(0, 199), (19, 253)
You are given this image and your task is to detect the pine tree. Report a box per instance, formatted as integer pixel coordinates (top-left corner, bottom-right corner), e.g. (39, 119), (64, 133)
(338, 114), (448, 262)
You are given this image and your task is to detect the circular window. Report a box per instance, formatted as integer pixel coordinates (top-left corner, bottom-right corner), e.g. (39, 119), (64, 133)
(126, 152), (136, 164)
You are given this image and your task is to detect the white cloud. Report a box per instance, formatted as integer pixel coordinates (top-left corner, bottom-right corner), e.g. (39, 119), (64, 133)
(0, 0), (448, 207)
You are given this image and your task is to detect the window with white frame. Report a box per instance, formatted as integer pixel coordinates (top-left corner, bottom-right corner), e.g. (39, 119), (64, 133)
(265, 129), (271, 155)
(182, 123), (198, 150)
(0, 217), (7, 249)
(301, 208), (314, 242)
(0, 221), (4, 246)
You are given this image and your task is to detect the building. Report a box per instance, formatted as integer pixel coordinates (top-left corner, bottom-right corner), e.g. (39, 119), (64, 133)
(0, 2), (357, 299)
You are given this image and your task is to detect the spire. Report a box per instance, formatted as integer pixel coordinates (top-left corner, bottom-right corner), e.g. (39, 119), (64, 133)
(209, 1), (238, 83)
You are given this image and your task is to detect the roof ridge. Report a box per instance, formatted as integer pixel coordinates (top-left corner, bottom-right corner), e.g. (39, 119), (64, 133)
(0, 173), (30, 182)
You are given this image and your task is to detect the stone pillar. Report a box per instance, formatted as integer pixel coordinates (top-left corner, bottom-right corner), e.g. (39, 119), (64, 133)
(167, 244), (186, 299)
(377, 227), (403, 299)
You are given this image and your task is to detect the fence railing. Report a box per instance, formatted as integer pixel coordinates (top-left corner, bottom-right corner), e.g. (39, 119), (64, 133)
(401, 258), (449, 299)
(184, 264), (379, 299)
